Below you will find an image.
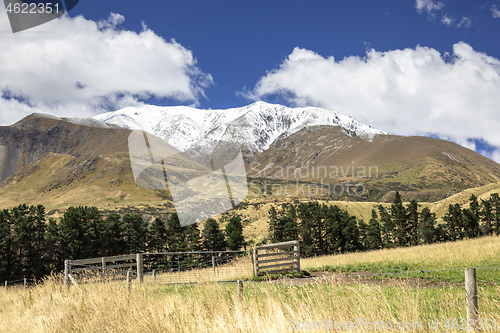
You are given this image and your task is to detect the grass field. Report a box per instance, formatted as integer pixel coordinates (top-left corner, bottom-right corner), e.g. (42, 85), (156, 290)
(1, 236), (499, 332)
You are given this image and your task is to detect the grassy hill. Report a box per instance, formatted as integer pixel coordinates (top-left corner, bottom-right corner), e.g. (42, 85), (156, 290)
(250, 126), (500, 202)
(2, 151), (500, 245)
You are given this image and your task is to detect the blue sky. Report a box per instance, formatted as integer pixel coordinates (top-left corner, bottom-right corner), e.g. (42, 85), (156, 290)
(68, 0), (500, 109)
(1, 0), (500, 160)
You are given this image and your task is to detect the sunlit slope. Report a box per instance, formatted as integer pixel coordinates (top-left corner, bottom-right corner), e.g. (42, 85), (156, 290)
(250, 126), (500, 202)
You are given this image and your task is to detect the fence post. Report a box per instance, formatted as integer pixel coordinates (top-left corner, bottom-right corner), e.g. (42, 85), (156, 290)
(252, 248), (258, 276)
(24, 278), (27, 288)
(64, 259), (71, 289)
(102, 257), (106, 282)
(177, 255), (182, 283)
(4, 281), (7, 290)
(136, 253), (143, 283)
(212, 255), (216, 276)
(126, 271), (132, 292)
(465, 268), (478, 322)
(294, 241), (301, 273)
(153, 269), (156, 281)
(250, 250), (255, 277)
(237, 280), (244, 302)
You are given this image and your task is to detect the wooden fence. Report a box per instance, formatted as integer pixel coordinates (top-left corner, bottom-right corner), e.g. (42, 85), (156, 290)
(252, 240), (300, 276)
(64, 253), (142, 287)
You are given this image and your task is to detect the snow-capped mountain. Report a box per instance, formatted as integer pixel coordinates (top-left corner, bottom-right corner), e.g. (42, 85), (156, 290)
(93, 101), (386, 156)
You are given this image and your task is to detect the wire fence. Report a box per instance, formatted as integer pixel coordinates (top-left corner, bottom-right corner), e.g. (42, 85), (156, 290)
(141, 250), (253, 284)
(331, 266), (500, 280)
(63, 250), (254, 286)
(2, 277), (37, 288)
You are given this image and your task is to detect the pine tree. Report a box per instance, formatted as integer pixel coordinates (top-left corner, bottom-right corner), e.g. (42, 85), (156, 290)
(165, 213), (186, 252)
(378, 205), (393, 246)
(185, 223), (201, 252)
(149, 217), (168, 253)
(406, 200), (420, 246)
(57, 206), (105, 259)
(419, 207), (436, 244)
(31, 205), (49, 278)
(490, 193), (500, 235)
(81, 206), (104, 258)
(391, 192), (409, 247)
(0, 209), (14, 281)
(434, 223), (448, 242)
(225, 215), (245, 250)
(357, 220), (368, 250)
(463, 194), (481, 238)
(102, 213), (125, 256)
(58, 206), (84, 260)
(443, 204), (464, 240)
(11, 204), (49, 279)
(202, 218), (226, 251)
(281, 204), (299, 242)
(340, 213), (362, 253)
(122, 213), (148, 254)
(268, 206), (282, 242)
(268, 204), (298, 243)
(44, 217), (61, 272)
(365, 209), (383, 250)
(480, 198), (495, 235)
(323, 205), (342, 254)
(298, 202), (323, 256)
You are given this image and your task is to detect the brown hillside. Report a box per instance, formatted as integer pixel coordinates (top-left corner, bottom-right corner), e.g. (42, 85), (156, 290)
(248, 126), (500, 201)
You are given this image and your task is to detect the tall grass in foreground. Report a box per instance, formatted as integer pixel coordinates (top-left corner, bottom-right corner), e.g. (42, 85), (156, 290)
(0, 236), (498, 332)
(0, 276), (498, 332)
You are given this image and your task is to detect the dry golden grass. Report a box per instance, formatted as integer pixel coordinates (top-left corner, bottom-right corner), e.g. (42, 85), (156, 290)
(301, 235), (500, 271)
(1, 236), (499, 332)
(1, 274), (498, 332)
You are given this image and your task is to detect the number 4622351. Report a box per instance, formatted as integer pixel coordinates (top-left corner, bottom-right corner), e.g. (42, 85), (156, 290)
(6, 2), (60, 15)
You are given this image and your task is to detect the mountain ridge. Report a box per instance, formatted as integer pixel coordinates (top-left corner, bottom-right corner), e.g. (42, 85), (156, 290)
(93, 101), (387, 159)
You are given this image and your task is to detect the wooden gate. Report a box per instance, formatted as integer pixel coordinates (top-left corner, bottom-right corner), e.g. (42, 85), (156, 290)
(252, 240), (300, 276)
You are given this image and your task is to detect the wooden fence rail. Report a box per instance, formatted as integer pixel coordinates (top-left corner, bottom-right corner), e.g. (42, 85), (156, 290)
(64, 254), (141, 288)
(252, 240), (300, 276)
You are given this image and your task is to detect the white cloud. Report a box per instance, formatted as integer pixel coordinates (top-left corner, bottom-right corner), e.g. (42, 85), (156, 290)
(416, 0), (445, 14)
(492, 5), (500, 18)
(247, 43), (500, 156)
(441, 14), (454, 26)
(415, 0), (472, 28)
(488, 150), (500, 163)
(0, 11), (212, 125)
(457, 17), (472, 28)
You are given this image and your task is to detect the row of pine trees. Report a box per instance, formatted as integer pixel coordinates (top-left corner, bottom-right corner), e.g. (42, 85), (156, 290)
(0, 205), (245, 282)
(2, 192), (500, 282)
(269, 192), (500, 257)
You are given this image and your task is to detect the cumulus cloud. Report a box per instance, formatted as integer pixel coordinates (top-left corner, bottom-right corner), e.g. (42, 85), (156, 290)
(416, 0), (445, 14)
(0, 10), (212, 125)
(492, 5), (500, 18)
(246, 43), (500, 162)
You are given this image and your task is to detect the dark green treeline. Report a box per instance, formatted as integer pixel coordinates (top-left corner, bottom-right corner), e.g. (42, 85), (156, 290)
(0, 206), (243, 282)
(2, 192), (499, 282)
(268, 192), (500, 257)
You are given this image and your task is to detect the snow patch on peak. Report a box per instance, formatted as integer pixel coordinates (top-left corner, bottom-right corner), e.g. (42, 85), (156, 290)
(93, 102), (386, 155)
